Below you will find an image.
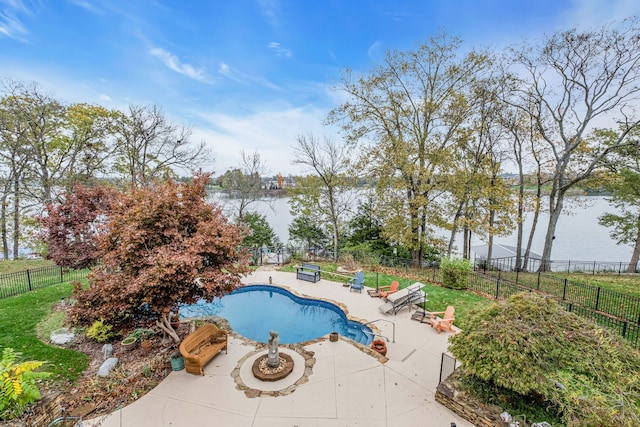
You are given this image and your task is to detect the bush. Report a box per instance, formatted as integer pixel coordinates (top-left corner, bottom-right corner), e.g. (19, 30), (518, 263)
(440, 258), (471, 289)
(0, 348), (51, 420)
(449, 293), (640, 426)
(85, 318), (117, 343)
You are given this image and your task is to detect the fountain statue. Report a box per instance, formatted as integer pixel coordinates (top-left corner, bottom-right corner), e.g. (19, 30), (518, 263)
(267, 330), (279, 368)
(252, 330), (294, 381)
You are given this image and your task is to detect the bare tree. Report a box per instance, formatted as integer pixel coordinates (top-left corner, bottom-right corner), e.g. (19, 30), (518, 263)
(510, 18), (640, 270)
(290, 133), (354, 261)
(219, 150), (271, 221)
(113, 104), (210, 188)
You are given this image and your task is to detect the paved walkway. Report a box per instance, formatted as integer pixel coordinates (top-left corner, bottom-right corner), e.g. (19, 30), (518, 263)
(87, 269), (472, 427)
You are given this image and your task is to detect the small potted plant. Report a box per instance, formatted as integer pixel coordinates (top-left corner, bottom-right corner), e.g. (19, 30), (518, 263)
(130, 328), (155, 351)
(121, 335), (137, 351)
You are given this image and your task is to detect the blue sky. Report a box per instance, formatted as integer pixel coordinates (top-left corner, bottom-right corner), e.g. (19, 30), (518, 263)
(1, 0), (639, 176)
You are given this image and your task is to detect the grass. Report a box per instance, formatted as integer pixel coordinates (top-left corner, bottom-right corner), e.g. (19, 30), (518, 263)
(281, 261), (491, 330)
(0, 282), (89, 383)
(0, 258), (55, 274)
(559, 273), (640, 296)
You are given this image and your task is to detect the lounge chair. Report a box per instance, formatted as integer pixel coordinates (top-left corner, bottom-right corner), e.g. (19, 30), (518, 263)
(427, 306), (455, 333)
(378, 281), (399, 298)
(378, 282), (426, 314)
(349, 271), (365, 293)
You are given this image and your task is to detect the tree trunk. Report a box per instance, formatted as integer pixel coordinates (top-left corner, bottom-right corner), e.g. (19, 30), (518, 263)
(514, 160), (525, 271)
(487, 208), (495, 268)
(12, 175), (19, 260)
(0, 193), (8, 260)
(627, 211), (640, 273)
(540, 189), (565, 272)
(447, 201), (464, 257)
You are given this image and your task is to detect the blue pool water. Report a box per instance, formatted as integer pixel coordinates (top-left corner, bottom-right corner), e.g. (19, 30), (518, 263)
(179, 285), (373, 345)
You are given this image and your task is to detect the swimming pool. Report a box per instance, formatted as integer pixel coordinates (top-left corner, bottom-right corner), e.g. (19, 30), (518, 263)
(179, 285), (373, 345)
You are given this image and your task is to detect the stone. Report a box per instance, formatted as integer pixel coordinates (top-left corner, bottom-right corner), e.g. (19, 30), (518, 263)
(97, 357), (119, 377)
(102, 343), (113, 359)
(50, 328), (75, 345)
(531, 423), (552, 427)
(500, 411), (512, 422)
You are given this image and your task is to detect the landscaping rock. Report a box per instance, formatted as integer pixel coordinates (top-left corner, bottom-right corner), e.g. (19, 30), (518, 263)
(102, 343), (113, 359)
(50, 328), (75, 345)
(531, 423), (552, 427)
(97, 357), (119, 377)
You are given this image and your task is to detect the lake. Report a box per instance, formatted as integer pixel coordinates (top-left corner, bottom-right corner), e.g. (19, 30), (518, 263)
(218, 193), (632, 263)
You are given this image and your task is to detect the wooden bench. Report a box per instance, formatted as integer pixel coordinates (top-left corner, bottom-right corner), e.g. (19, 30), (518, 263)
(179, 324), (228, 375)
(296, 263), (321, 282)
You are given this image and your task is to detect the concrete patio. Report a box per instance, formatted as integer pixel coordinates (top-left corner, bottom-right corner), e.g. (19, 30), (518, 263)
(87, 268), (472, 427)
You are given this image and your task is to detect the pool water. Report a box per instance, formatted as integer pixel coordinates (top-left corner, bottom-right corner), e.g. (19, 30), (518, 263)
(179, 285), (373, 345)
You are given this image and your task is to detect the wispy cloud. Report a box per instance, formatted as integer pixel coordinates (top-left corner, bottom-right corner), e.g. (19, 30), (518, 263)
(0, 0), (30, 42)
(367, 40), (384, 62)
(257, 0), (279, 27)
(268, 42), (292, 58)
(218, 61), (282, 91)
(149, 47), (209, 82)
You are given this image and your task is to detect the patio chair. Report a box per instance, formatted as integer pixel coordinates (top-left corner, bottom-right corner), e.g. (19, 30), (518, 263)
(378, 281), (399, 298)
(427, 306), (455, 334)
(349, 271), (365, 293)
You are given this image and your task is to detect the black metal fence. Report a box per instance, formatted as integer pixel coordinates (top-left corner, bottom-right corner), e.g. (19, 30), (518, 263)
(466, 270), (640, 348)
(0, 265), (89, 300)
(486, 257), (639, 274)
(479, 268), (640, 327)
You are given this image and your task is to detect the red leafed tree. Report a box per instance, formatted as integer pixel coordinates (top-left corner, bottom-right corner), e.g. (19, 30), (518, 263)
(69, 174), (249, 342)
(39, 185), (119, 269)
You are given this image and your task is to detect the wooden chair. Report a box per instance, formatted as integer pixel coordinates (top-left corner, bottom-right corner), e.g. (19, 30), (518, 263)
(427, 306), (455, 334)
(378, 281), (399, 298)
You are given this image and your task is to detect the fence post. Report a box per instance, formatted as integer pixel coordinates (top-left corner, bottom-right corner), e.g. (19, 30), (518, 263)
(26, 269), (32, 291)
(495, 277), (500, 299)
(595, 287), (601, 311)
(563, 278), (567, 300)
(60, 266), (63, 283)
(622, 321), (627, 338)
(593, 261), (596, 275)
(376, 272), (379, 291)
(537, 272), (540, 290)
(619, 262), (622, 275)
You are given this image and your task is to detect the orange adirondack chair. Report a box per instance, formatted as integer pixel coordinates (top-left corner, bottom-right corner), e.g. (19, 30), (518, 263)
(378, 281), (399, 299)
(428, 306), (455, 334)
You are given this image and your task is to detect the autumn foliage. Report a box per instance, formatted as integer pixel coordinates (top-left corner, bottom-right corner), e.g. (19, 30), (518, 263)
(39, 185), (118, 269)
(69, 175), (249, 341)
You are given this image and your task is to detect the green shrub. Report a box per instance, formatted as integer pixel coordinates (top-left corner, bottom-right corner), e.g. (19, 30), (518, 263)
(85, 318), (117, 343)
(450, 293), (640, 426)
(0, 348), (51, 420)
(440, 257), (471, 289)
(126, 328), (155, 340)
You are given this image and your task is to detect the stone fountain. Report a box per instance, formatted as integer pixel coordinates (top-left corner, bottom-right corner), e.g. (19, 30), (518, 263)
(252, 330), (294, 381)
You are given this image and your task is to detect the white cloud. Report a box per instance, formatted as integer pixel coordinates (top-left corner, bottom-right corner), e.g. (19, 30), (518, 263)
(217, 61), (282, 91)
(0, 1), (29, 42)
(191, 105), (338, 175)
(98, 93), (111, 101)
(268, 42), (292, 58)
(149, 47), (209, 82)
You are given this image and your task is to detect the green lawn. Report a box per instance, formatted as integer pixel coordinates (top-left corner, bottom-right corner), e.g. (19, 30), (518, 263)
(0, 258), (55, 274)
(0, 282), (89, 383)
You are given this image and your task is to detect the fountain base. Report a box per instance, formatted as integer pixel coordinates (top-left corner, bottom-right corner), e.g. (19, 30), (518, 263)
(252, 352), (294, 381)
